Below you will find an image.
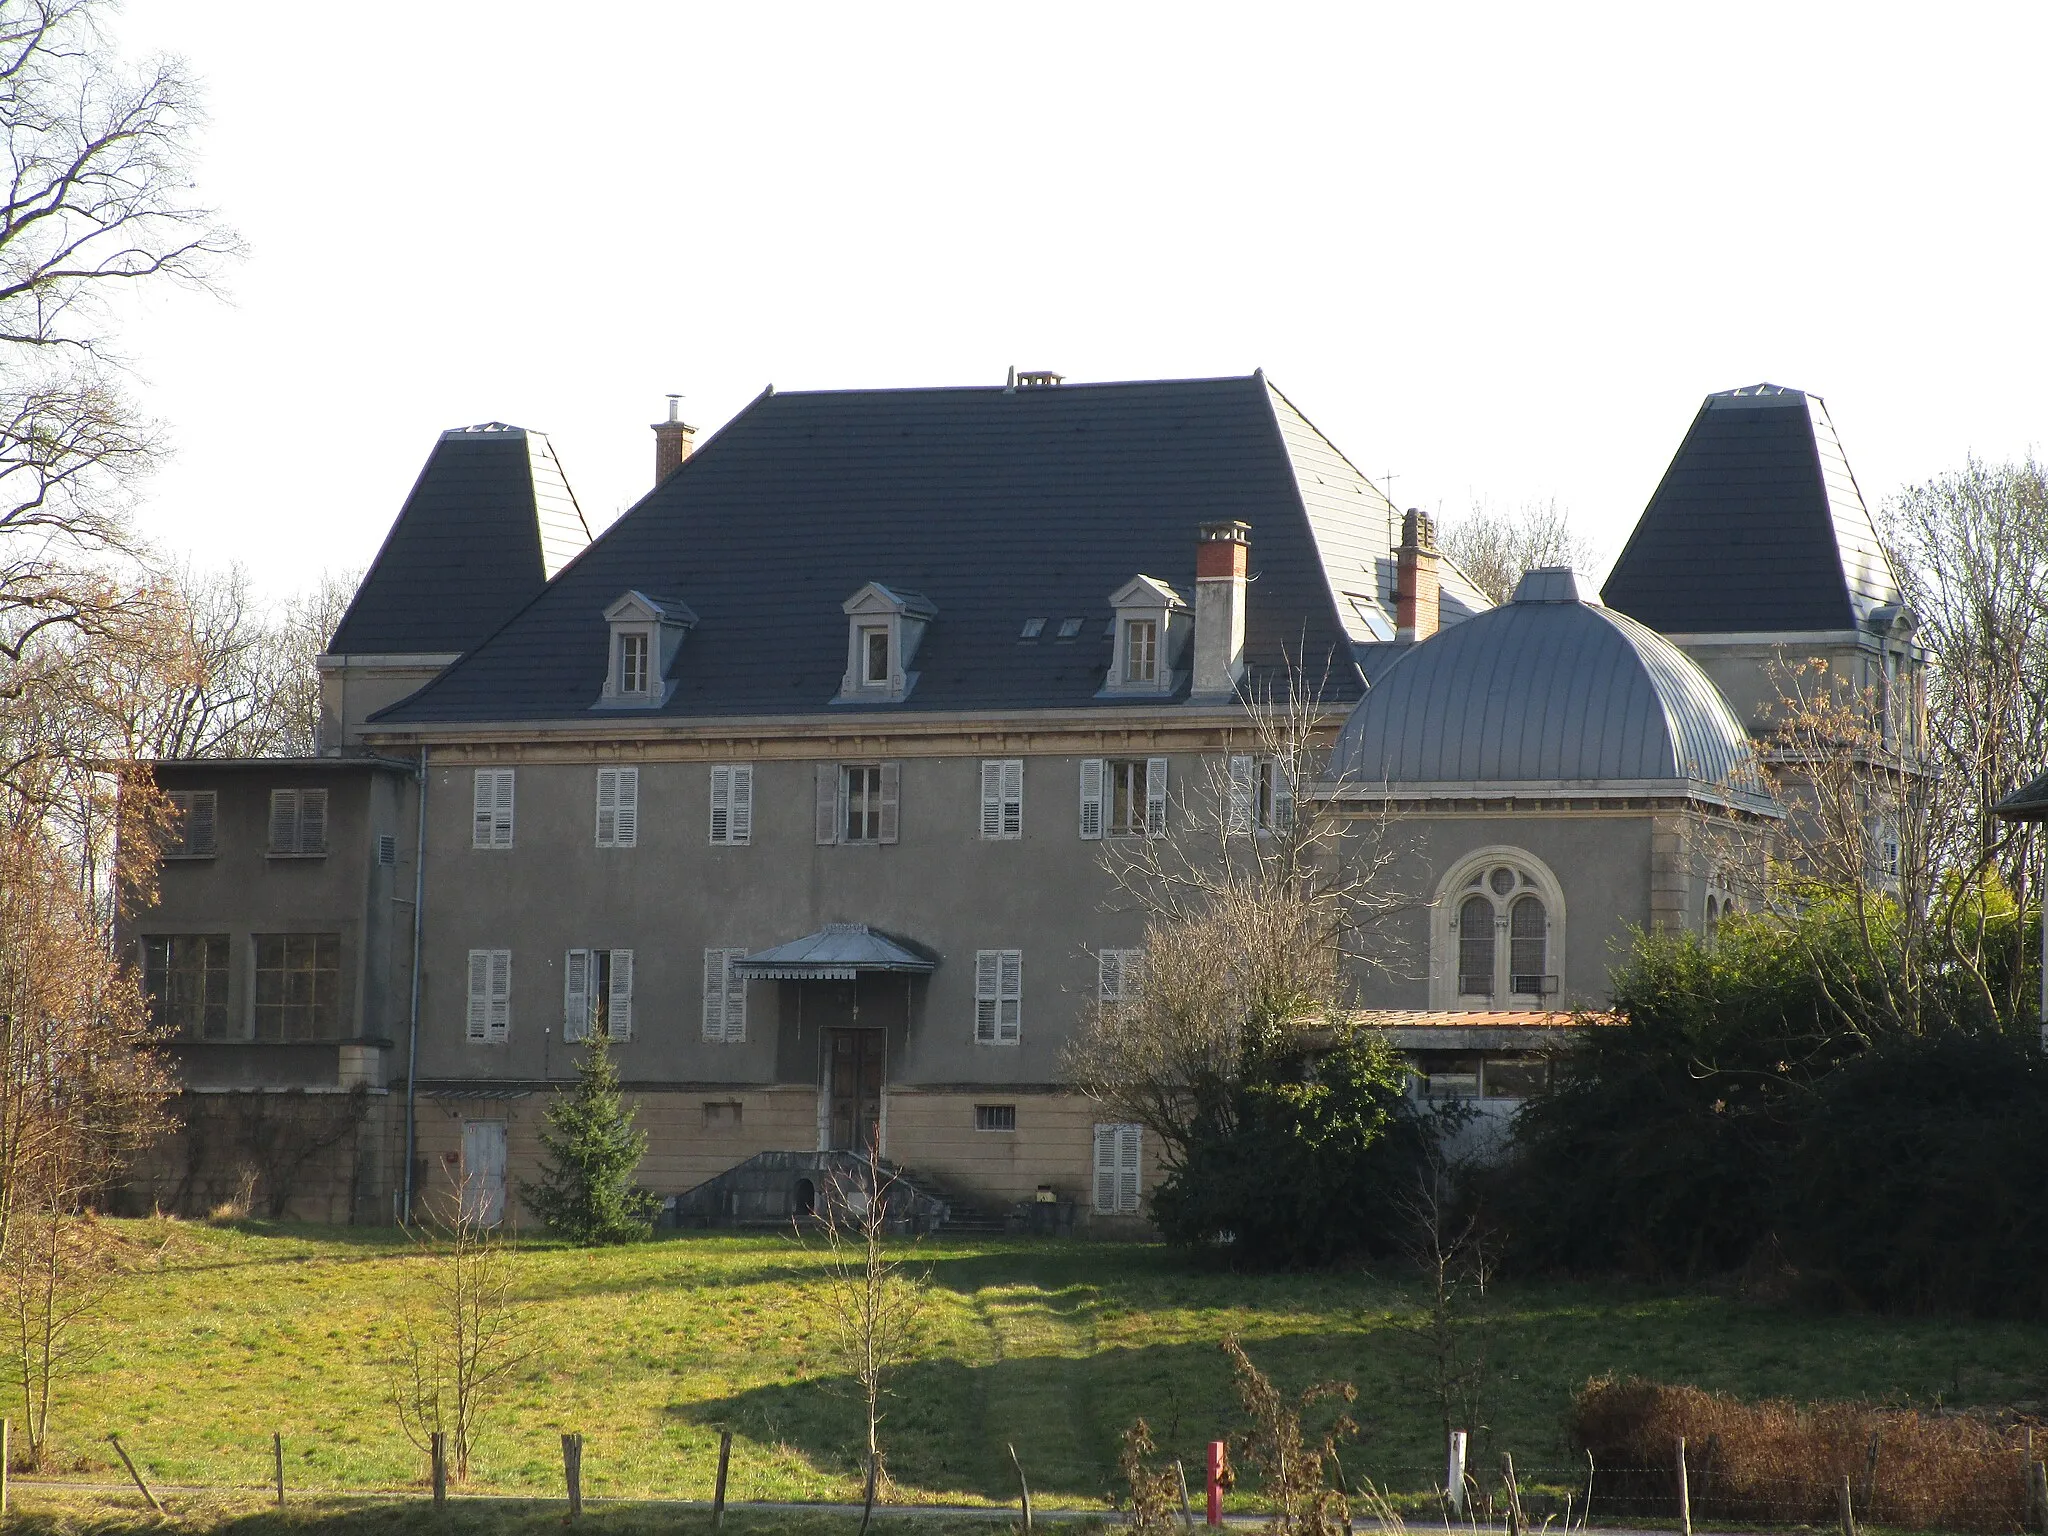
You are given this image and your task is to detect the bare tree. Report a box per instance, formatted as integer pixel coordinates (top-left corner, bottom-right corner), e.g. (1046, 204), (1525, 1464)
(392, 1169), (526, 1485)
(2, 1182), (129, 1466)
(1397, 1153), (1493, 1464)
(805, 1146), (929, 1497)
(1439, 498), (1601, 607)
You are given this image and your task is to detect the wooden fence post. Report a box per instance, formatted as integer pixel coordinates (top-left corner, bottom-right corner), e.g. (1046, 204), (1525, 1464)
(1446, 1430), (1468, 1514)
(1502, 1451), (1524, 1536)
(274, 1431), (285, 1507)
(1173, 1458), (1194, 1533)
(1837, 1474), (1857, 1536)
(712, 1431), (732, 1531)
(1007, 1442), (1033, 1533)
(2031, 1460), (2048, 1536)
(430, 1431), (446, 1510)
(562, 1433), (583, 1517)
(108, 1434), (165, 1516)
(1677, 1435), (1692, 1536)
(3, 1418), (11, 1519)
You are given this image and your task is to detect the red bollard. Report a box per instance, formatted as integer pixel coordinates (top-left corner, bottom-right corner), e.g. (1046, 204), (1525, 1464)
(1207, 1440), (1226, 1526)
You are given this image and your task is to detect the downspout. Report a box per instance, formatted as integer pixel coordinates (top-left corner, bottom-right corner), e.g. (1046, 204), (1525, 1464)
(402, 747), (429, 1223)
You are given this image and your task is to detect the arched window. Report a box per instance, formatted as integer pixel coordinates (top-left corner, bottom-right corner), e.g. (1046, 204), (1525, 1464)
(1435, 850), (1565, 1007)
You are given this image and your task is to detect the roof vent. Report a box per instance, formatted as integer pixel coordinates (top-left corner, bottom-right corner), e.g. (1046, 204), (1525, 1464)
(1511, 567), (1586, 604)
(1015, 370), (1065, 388)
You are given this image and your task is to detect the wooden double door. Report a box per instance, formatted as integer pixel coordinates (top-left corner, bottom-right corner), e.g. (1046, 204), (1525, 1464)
(826, 1029), (885, 1152)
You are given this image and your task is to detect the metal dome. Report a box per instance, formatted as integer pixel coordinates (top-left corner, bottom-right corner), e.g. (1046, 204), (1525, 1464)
(1328, 568), (1772, 804)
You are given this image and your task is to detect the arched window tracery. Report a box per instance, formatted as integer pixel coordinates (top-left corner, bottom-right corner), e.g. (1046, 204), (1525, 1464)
(1435, 850), (1564, 1007)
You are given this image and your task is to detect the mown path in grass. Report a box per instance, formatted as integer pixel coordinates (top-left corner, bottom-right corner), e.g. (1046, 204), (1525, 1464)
(56, 1222), (2048, 1510)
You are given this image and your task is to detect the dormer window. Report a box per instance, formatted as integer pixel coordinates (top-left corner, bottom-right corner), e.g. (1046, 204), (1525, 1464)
(597, 591), (697, 709)
(838, 582), (935, 705)
(1100, 576), (1188, 698)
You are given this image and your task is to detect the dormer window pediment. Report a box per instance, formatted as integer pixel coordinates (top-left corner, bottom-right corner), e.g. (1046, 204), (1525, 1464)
(596, 590), (697, 709)
(1100, 575), (1189, 698)
(837, 582), (935, 705)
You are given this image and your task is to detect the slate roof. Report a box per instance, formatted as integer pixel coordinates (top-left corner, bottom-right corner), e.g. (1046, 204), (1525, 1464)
(372, 375), (1469, 726)
(1328, 568), (1773, 807)
(327, 424), (592, 657)
(733, 924), (938, 980)
(1601, 384), (1904, 634)
(1994, 768), (2048, 823)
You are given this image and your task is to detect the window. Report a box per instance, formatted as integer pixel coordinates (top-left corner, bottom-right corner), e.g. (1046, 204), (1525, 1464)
(142, 935), (231, 1039)
(1079, 757), (1167, 839)
(709, 765), (753, 845)
(1123, 619), (1158, 682)
(267, 788), (328, 856)
(564, 948), (634, 1041)
(466, 949), (511, 1044)
(818, 762), (899, 845)
(252, 933), (342, 1041)
(1098, 948), (1141, 1002)
(703, 1100), (743, 1128)
(1092, 1122), (1142, 1214)
(1227, 756), (1294, 836)
(618, 631), (649, 695)
(862, 626), (890, 686)
(595, 767), (639, 848)
(472, 769), (514, 849)
(702, 947), (747, 1043)
(1019, 618), (1046, 640)
(980, 759), (1023, 840)
(1441, 855), (1560, 1005)
(1508, 894), (1548, 994)
(974, 949), (1022, 1044)
(1482, 1057), (1548, 1099)
(1457, 896), (1495, 996)
(1056, 617), (1084, 640)
(164, 791), (217, 858)
(1418, 1059), (1481, 1100)
(975, 1104), (1017, 1132)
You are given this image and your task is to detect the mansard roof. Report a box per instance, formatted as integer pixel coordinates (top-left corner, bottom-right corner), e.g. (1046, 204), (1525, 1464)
(327, 423), (591, 658)
(1601, 384), (1904, 635)
(371, 375), (1481, 726)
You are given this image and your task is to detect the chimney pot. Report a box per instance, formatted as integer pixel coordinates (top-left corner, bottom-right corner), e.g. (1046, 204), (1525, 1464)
(651, 395), (697, 486)
(1192, 520), (1251, 699)
(1396, 507), (1441, 643)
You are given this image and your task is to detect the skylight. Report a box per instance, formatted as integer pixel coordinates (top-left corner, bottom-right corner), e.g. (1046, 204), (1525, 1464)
(1056, 618), (1083, 640)
(1019, 618), (1046, 639)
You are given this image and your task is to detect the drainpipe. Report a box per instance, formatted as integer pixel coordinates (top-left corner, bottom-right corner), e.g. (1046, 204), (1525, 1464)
(402, 747), (429, 1223)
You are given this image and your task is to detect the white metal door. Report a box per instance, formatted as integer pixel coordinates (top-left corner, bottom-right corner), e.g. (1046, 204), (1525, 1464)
(461, 1120), (507, 1226)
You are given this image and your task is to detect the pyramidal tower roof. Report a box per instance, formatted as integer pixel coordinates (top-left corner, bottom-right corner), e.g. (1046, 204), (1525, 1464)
(327, 423), (592, 657)
(1601, 384), (1903, 634)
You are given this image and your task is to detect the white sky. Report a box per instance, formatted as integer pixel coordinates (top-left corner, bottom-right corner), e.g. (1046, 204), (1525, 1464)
(114, 2), (2048, 601)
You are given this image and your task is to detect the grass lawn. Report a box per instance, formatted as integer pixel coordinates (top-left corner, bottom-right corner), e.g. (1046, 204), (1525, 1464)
(31, 1221), (2048, 1513)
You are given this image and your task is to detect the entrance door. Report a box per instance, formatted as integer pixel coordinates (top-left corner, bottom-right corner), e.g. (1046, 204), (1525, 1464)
(461, 1120), (507, 1226)
(826, 1030), (885, 1152)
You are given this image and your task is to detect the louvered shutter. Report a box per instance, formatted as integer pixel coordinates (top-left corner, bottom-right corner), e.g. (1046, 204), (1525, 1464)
(1079, 759), (1105, 840)
(980, 761), (1004, 840)
(488, 950), (511, 1042)
(270, 789), (298, 853)
(1002, 759), (1023, 837)
(1093, 1124), (1119, 1213)
(1098, 949), (1123, 1003)
(702, 948), (731, 1041)
(730, 765), (753, 844)
(467, 950), (490, 1041)
(722, 951), (746, 1041)
(473, 773), (495, 848)
(709, 766), (731, 844)
(816, 765), (839, 844)
(998, 950), (1022, 1042)
(608, 949), (634, 1040)
(190, 791), (217, 855)
(1116, 1124), (1142, 1212)
(299, 788), (328, 852)
(974, 951), (1000, 1043)
(596, 769), (619, 846)
(1272, 763), (1294, 831)
(614, 768), (638, 847)
(563, 950), (590, 1041)
(878, 762), (900, 844)
(1144, 758), (1168, 837)
(1227, 755), (1255, 836)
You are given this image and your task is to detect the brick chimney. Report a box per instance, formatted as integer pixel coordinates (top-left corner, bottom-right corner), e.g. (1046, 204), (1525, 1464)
(1192, 520), (1250, 699)
(1395, 508), (1440, 643)
(651, 394), (697, 486)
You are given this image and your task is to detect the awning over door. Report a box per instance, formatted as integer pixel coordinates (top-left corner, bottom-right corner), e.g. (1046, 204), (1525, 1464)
(731, 923), (937, 981)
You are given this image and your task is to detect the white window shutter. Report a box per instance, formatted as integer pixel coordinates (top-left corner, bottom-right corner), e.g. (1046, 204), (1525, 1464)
(473, 773), (494, 848)
(1227, 754), (1255, 836)
(300, 788), (328, 852)
(1098, 949), (1123, 1003)
(709, 766), (731, 845)
(1002, 759), (1023, 837)
(730, 765), (753, 844)
(615, 768), (638, 847)
(608, 949), (634, 1040)
(1093, 1124), (1119, 1213)
(1117, 1124), (1142, 1212)
(496, 771), (514, 847)
(723, 950), (746, 1041)
(467, 950), (490, 1041)
(980, 761), (1003, 840)
(974, 950), (999, 1043)
(488, 950), (511, 1041)
(1145, 757), (1169, 837)
(1273, 763), (1295, 831)
(563, 949), (590, 1041)
(702, 948), (724, 1040)
(816, 764), (839, 845)
(878, 761), (900, 844)
(596, 769), (619, 846)
(270, 789), (298, 852)
(1079, 758), (1104, 840)
(998, 950), (1022, 1042)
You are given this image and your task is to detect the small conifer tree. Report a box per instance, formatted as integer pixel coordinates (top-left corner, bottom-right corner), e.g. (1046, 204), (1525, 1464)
(518, 1034), (660, 1244)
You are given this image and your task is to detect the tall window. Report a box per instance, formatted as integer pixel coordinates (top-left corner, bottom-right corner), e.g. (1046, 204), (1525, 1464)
(1098, 948), (1141, 1002)
(709, 765), (753, 845)
(702, 947), (747, 1043)
(595, 767), (638, 847)
(268, 788), (328, 856)
(817, 763), (898, 845)
(143, 934), (231, 1039)
(564, 948), (634, 1041)
(844, 765), (883, 842)
(466, 949), (511, 1044)
(979, 759), (1023, 840)
(1456, 895), (1495, 996)
(472, 769), (514, 849)
(1092, 1122), (1142, 1214)
(252, 933), (342, 1040)
(1123, 619), (1157, 683)
(1080, 757), (1167, 839)
(862, 626), (890, 685)
(1447, 860), (1555, 1002)
(1227, 756), (1294, 836)
(164, 791), (218, 858)
(973, 949), (1022, 1044)
(618, 631), (649, 694)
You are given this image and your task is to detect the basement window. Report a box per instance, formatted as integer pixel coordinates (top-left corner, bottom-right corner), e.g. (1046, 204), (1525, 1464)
(975, 1104), (1017, 1132)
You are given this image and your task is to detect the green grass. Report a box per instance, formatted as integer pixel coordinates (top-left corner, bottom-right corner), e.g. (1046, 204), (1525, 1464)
(30, 1221), (2048, 1512)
